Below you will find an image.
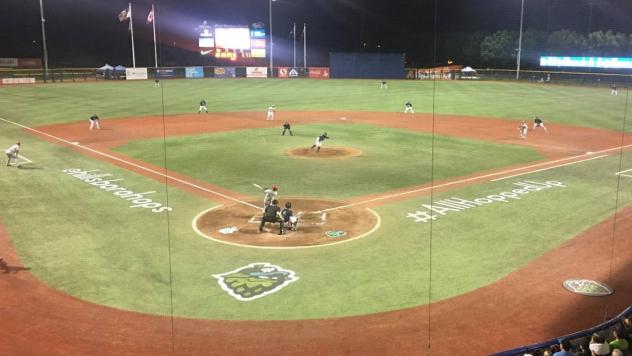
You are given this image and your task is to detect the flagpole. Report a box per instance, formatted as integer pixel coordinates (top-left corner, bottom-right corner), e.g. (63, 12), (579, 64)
(152, 4), (158, 68)
(129, 2), (136, 68)
(38, 0), (49, 80)
(303, 23), (307, 68)
(293, 22), (296, 67)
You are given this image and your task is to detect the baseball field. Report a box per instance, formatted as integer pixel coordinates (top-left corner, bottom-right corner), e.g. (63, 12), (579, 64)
(1, 78), (631, 355)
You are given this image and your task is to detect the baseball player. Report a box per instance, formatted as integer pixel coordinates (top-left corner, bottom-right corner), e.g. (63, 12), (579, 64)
(612, 84), (618, 96)
(267, 105), (276, 120)
(533, 116), (548, 132)
(404, 101), (414, 114)
(281, 202), (299, 231)
(262, 185), (278, 210)
(5, 142), (20, 166)
(518, 121), (528, 139)
(259, 199), (285, 235)
(310, 132), (330, 152)
(198, 99), (208, 114)
(89, 114), (100, 131)
(282, 121), (293, 136)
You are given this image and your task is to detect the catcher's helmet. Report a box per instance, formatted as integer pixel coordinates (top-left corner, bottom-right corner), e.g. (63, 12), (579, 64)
(285, 202), (292, 208)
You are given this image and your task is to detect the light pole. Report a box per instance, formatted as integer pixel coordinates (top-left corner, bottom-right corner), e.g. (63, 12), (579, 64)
(38, 0), (50, 80)
(269, 0), (276, 76)
(516, 0), (525, 80)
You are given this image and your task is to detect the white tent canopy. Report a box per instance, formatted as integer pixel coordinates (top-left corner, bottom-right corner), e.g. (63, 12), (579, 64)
(97, 64), (114, 71)
(461, 66), (476, 73)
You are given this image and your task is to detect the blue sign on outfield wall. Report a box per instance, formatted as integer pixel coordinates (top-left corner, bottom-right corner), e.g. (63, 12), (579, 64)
(540, 56), (632, 69)
(185, 67), (204, 78)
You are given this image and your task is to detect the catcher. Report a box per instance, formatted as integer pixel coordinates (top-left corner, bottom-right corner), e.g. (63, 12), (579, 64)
(259, 199), (285, 235)
(281, 202), (299, 231)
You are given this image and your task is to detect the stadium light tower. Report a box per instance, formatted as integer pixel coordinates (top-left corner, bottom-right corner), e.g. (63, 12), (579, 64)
(269, 0), (276, 76)
(38, 0), (50, 80)
(516, 0), (525, 80)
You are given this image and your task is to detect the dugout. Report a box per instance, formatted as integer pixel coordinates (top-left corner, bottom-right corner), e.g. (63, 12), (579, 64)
(329, 52), (405, 79)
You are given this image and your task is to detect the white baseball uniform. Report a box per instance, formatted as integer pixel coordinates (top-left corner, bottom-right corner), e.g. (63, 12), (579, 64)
(267, 106), (275, 120)
(5, 144), (19, 166)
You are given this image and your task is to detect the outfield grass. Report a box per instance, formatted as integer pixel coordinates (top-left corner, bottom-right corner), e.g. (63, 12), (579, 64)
(1, 78), (632, 321)
(0, 78), (630, 130)
(114, 123), (542, 198)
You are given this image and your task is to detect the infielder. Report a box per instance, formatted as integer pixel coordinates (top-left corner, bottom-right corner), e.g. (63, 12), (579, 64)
(518, 121), (528, 139)
(404, 101), (414, 114)
(262, 185), (278, 210)
(612, 84), (618, 96)
(310, 132), (330, 152)
(267, 105), (276, 120)
(5, 142), (20, 166)
(198, 99), (208, 114)
(533, 116), (548, 132)
(89, 114), (100, 131)
(282, 121), (293, 136)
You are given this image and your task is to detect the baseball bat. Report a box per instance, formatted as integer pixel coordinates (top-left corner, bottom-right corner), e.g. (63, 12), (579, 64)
(253, 183), (264, 190)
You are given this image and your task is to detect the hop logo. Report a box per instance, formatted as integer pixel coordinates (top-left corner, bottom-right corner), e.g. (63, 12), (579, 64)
(214, 263), (299, 301)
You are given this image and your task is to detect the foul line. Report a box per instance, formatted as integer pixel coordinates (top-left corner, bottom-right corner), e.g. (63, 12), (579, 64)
(321, 145), (632, 212)
(0, 117), (261, 210)
(490, 155), (608, 181)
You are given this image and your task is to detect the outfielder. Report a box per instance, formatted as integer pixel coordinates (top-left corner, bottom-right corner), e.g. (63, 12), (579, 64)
(310, 132), (330, 152)
(198, 99), (208, 114)
(612, 84), (618, 96)
(262, 185), (278, 210)
(380, 81), (388, 89)
(518, 121), (528, 139)
(404, 101), (414, 114)
(267, 105), (276, 120)
(89, 114), (100, 131)
(5, 142), (20, 166)
(533, 116), (548, 132)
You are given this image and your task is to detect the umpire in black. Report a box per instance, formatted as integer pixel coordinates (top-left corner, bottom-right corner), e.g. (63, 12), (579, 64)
(259, 199), (285, 235)
(282, 121), (293, 136)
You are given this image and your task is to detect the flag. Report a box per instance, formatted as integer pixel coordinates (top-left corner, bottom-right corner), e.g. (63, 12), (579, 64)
(147, 7), (154, 24)
(118, 8), (130, 22)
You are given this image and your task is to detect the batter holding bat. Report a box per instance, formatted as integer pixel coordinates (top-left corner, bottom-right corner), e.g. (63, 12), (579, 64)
(254, 184), (278, 210)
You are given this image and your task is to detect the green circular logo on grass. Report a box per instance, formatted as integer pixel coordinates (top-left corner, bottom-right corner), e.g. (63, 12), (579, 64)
(325, 230), (347, 238)
(563, 279), (613, 296)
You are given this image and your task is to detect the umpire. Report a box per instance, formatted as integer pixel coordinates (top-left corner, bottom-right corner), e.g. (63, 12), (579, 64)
(282, 121), (293, 136)
(259, 199), (285, 235)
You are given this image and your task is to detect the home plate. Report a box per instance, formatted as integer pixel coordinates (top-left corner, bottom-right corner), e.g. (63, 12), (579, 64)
(340, 117), (347, 120)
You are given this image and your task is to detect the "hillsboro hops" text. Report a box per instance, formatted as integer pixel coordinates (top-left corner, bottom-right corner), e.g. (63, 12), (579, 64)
(62, 168), (172, 213)
(406, 180), (565, 223)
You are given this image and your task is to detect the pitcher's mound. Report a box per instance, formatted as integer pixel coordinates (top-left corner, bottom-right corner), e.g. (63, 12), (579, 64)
(288, 147), (362, 159)
(194, 199), (379, 248)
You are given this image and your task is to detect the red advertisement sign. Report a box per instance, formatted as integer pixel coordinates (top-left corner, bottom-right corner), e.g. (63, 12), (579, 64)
(17, 58), (43, 68)
(278, 67), (288, 78)
(308, 67), (329, 79)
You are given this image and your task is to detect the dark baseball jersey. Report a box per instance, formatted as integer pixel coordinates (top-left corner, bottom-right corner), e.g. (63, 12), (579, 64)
(317, 133), (329, 142)
(263, 205), (280, 219)
(90, 114), (99, 121)
(200, 100), (207, 106)
(281, 208), (293, 222)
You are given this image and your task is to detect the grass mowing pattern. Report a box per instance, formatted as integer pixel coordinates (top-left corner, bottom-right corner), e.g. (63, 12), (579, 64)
(114, 123), (542, 199)
(0, 79), (630, 131)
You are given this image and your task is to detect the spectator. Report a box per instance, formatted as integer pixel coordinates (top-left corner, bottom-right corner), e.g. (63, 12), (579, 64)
(553, 340), (576, 356)
(609, 330), (629, 352)
(588, 333), (610, 355)
(543, 350), (553, 356)
(611, 349), (623, 356)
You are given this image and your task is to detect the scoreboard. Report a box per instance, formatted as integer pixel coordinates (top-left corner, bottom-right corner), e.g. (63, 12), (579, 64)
(198, 21), (267, 60)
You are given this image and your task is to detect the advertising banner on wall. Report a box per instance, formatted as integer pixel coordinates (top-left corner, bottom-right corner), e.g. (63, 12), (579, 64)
(157, 69), (176, 78)
(185, 66), (204, 78)
(0, 58), (18, 67)
(214, 67), (236, 78)
(1, 78), (36, 85)
(278, 67), (288, 78)
(405, 69), (417, 79)
(246, 67), (268, 78)
(17, 58), (43, 68)
(125, 67), (148, 80)
(308, 67), (330, 79)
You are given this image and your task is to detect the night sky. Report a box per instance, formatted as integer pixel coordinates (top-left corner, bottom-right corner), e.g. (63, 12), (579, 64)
(3, 0), (632, 68)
